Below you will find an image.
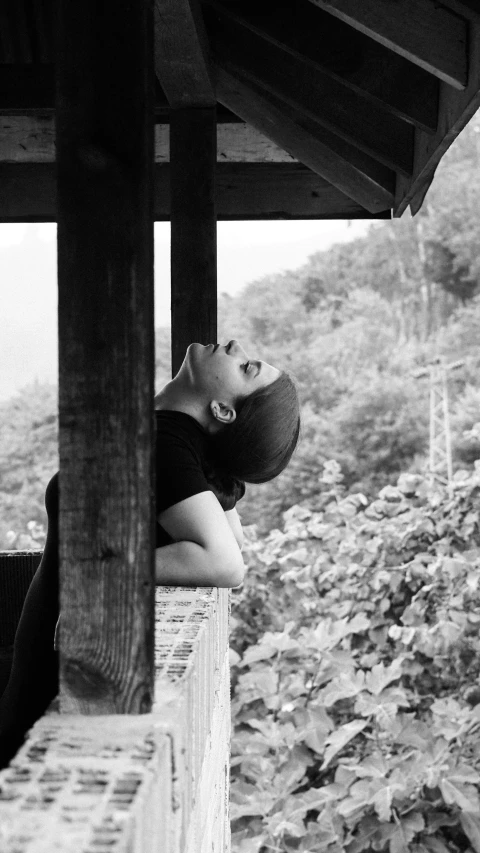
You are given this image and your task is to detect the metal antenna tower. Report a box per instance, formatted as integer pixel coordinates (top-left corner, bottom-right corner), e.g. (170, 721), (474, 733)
(414, 357), (464, 488)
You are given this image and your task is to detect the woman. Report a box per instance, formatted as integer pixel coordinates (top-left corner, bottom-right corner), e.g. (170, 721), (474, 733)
(0, 340), (300, 767)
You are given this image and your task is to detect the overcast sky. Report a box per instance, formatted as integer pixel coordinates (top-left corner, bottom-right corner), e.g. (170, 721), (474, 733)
(0, 219), (372, 401)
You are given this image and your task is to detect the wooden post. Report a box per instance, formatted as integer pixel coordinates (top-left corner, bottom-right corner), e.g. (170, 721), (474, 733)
(170, 108), (217, 376)
(55, 0), (155, 713)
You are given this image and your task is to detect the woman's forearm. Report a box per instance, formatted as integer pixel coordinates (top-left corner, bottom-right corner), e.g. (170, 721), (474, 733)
(224, 508), (244, 550)
(155, 540), (244, 588)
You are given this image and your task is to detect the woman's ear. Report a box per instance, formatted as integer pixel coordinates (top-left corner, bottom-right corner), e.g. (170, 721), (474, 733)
(210, 400), (237, 426)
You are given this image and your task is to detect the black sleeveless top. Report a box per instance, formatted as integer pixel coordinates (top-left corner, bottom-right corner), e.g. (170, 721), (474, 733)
(155, 409), (214, 546)
(45, 411), (242, 548)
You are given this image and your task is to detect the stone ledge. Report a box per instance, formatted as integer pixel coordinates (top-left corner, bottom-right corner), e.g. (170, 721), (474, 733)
(0, 587), (231, 853)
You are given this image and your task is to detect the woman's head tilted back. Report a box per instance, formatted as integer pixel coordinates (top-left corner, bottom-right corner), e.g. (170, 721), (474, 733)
(212, 369), (300, 484)
(169, 339), (300, 505)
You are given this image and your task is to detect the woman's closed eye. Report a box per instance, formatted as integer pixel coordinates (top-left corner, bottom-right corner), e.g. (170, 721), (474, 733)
(242, 361), (251, 373)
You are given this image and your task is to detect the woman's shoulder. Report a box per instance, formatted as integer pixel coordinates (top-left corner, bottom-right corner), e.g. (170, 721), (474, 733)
(155, 410), (210, 470)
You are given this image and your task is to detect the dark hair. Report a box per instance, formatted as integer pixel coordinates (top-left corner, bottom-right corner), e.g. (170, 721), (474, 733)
(204, 371), (300, 510)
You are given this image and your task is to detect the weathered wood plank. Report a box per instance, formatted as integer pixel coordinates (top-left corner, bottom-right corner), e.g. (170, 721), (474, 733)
(0, 115), (295, 163)
(394, 16), (480, 215)
(216, 123), (295, 162)
(212, 164), (391, 220)
(170, 109), (217, 374)
(0, 114), (55, 161)
(211, 14), (415, 175)
(56, 0), (155, 713)
(154, 0), (215, 107)
(216, 68), (394, 213)
(204, 0), (439, 132)
(0, 162), (391, 220)
(308, 0), (468, 89)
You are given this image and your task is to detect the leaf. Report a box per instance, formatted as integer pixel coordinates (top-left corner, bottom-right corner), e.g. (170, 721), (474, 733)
(288, 785), (340, 821)
(423, 839), (453, 853)
(230, 781), (278, 819)
(447, 764), (480, 786)
(347, 612), (371, 634)
(230, 832), (268, 853)
(237, 668), (279, 705)
(370, 784), (395, 822)
(240, 642), (277, 666)
(364, 658), (404, 695)
(355, 687), (409, 729)
(337, 779), (372, 818)
(322, 670), (365, 706)
(460, 813), (480, 853)
(440, 777), (480, 812)
(265, 811), (306, 839)
(321, 719), (369, 769)
(389, 814), (425, 853)
(352, 754), (389, 779)
(345, 815), (384, 853)
(295, 706), (333, 754)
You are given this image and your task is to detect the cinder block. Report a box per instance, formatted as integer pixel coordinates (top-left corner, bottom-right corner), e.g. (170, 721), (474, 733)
(0, 587), (231, 853)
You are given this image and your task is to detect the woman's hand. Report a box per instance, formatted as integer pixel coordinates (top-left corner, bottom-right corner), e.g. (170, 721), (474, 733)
(155, 491), (245, 588)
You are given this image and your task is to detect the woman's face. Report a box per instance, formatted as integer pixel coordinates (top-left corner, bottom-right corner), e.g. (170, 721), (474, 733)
(186, 340), (280, 405)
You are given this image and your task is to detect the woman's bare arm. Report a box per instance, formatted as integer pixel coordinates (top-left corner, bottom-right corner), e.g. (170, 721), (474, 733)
(224, 507), (244, 550)
(156, 491), (245, 588)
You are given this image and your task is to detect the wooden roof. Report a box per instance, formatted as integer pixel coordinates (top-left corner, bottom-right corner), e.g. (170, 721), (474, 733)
(1, 0), (480, 220)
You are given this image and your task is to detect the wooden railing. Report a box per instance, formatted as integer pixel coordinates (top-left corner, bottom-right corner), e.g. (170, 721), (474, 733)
(0, 552), (231, 853)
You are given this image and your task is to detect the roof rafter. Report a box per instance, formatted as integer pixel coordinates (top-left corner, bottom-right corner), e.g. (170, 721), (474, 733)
(395, 14), (480, 216)
(308, 0), (468, 90)
(215, 67), (394, 213)
(210, 14), (414, 175)
(204, 0), (439, 133)
(154, 0), (215, 107)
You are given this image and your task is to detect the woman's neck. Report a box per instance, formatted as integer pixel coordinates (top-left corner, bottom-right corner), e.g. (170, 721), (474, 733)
(154, 378), (210, 430)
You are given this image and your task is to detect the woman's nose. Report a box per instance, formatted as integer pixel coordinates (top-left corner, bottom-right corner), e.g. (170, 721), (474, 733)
(228, 339), (247, 357)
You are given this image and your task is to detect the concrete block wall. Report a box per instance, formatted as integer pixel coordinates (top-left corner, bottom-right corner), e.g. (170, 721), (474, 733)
(0, 586), (231, 853)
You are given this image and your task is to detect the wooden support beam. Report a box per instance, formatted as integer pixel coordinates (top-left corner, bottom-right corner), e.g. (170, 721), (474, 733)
(56, 0), (155, 713)
(0, 114), (296, 163)
(308, 0), (468, 90)
(0, 161), (391, 220)
(211, 15), (414, 176)
(170, 109), (217, 375)
(216, 68), (394, 213)
(154, 0), (215, 107)
(204, 0), (438, 133)
(394, 16), (480, 216)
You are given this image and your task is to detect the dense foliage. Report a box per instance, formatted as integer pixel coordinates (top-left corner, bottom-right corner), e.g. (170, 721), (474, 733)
(0, 382), (57, 549)
(229, 464), (480, 853)
(216, 119), (480, 530)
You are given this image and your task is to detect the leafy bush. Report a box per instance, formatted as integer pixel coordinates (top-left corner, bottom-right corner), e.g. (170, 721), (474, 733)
(229, 462), (480, 853)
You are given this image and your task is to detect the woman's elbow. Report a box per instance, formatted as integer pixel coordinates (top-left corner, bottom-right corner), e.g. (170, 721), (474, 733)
(215, 551), (245, 588)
